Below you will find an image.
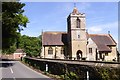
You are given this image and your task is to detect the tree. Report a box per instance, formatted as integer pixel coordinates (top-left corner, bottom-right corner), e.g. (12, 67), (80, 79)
(2, 2), (29, 52)
(19, 35), (41, 57)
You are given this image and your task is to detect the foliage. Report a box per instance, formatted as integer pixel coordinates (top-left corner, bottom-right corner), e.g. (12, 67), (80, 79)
(101, 68), (110, 80)
(2, 33), (42, 56)
(2, 43), (16, 54)
(62, 71), (79, 80)
(19, 35), (42, 57)
(2, 2), (29, 50)
(101, 68), (120, 80)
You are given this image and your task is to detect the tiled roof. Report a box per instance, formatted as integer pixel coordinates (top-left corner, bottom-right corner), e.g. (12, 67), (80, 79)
(42, 31), (116, 52)
(14, 49), (24, 53)
(42, 32), (67, 46)
(89, 34), (116, 52)
(97, 44), (111, 52)
(90, 34), (116, 46)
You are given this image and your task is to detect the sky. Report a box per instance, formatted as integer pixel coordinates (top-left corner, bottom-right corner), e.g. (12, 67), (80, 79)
(21, 2), (118, 44)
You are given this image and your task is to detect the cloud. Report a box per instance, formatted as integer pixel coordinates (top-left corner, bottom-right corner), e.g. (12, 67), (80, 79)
(88, 21), (118, 44)
(87, 17), (105, 24)
(88, 21), (118, 33)
(103, 21), (118, 29)
(89, 27), (102, 32)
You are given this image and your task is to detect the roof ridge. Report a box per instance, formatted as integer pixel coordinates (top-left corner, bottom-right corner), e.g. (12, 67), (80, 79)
(43, 31), (67, 33)
(89, 34), (109, 36)
(108, 34), (117, 45)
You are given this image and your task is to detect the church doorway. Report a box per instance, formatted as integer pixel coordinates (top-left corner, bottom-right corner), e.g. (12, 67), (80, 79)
(76, 50), (82, 60)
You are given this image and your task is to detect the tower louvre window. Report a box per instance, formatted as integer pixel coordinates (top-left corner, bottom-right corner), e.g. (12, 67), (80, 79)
(76, 17), (80, 28)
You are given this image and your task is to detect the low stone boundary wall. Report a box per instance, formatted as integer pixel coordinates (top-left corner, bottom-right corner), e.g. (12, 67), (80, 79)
(23, 57), (120, 80)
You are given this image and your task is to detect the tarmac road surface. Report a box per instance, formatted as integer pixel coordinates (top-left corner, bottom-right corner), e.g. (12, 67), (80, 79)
(1, 59), (53, 80)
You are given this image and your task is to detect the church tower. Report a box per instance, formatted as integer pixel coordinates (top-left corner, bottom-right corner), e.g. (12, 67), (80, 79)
(67, 6), (87, 60)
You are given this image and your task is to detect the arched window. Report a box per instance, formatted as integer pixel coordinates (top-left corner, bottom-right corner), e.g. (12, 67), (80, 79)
(48, 47), (53, 54)
(61, 47), (65, 54)
(76, 17), (80, 28)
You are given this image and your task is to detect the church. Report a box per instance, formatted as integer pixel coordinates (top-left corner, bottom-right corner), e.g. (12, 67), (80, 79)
(41, 6), (117, 61)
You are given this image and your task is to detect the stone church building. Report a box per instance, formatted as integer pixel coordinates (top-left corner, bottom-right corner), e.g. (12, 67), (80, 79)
(41, 7), (117, 61)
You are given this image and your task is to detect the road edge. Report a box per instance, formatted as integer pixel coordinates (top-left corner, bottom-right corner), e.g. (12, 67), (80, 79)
(19, 61), (62, 80)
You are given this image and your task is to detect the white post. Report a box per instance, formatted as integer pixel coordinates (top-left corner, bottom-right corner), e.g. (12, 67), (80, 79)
(46, 64), (48, 72)
(87, 71), (89, 80)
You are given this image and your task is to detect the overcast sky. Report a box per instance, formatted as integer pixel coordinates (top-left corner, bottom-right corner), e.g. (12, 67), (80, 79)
(21, 2), (118, 43)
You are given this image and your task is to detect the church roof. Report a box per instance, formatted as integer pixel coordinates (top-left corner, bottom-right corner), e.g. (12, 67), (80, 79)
(97, 44), (111, 52)
(42, 32), (116, 52)
(14, 49), (24, 53)
(89, 34), (116, 52)
(42, 32), (67, 46)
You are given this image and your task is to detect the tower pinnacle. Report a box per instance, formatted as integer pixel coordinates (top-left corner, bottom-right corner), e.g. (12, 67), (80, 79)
(74, 3), (76, 7)
(72, 3), (79, 14)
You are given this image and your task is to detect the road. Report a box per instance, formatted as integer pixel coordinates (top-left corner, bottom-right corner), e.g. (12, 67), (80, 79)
(1, 59), (53, 80)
